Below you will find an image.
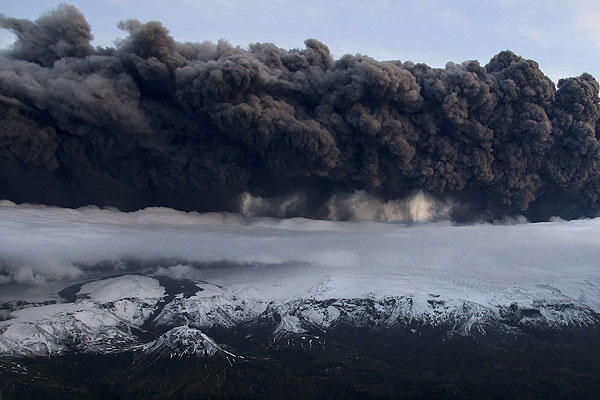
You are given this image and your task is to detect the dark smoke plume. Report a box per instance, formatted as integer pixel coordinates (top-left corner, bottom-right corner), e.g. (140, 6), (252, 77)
(1, 5), (600, 221)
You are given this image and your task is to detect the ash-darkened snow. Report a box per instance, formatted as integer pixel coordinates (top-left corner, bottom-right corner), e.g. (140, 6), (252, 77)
(2, 5), (600, 221)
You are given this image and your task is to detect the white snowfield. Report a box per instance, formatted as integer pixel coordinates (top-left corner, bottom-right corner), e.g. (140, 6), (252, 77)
(78, 275), (165, 325)
(0, 202), (599, 357)
(0, 276), (164, 357)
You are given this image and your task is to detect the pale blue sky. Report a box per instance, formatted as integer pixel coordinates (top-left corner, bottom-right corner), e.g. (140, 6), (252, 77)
(1, 0), (599, 83)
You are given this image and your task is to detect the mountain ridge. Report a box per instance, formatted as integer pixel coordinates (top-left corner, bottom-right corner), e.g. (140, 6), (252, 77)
(1, 274), (598, 359)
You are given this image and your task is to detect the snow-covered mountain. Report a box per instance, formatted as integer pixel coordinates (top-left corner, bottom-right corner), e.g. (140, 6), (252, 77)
(1, 272), (598, 359)
(139, 326), (223, 358)
(0, 275), (163, 357)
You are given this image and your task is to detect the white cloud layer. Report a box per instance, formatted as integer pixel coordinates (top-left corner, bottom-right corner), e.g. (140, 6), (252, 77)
(0, 200), (599, 310)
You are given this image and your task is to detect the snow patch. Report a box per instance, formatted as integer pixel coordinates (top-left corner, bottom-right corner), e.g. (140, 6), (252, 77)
(140, 326), (221, 358)
(78, 275), (165, 303)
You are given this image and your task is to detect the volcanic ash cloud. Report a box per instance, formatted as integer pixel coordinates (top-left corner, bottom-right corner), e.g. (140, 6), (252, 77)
(1, 5), (600, 221)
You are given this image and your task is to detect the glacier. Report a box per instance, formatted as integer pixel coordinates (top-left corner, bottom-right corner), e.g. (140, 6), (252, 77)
(0, 272), (598, 358)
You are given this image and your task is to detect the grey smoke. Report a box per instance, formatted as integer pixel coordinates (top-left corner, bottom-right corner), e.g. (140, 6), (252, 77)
(1, 5), (600, 221)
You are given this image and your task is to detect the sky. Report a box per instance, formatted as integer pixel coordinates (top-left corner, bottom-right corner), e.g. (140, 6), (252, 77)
(0, 0), (599, 83)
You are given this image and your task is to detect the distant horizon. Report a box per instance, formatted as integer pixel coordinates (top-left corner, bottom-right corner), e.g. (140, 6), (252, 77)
(1, 1), (599, 84)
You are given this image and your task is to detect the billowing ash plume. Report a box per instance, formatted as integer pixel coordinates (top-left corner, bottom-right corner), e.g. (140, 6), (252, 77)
(1, 5), (600, 221)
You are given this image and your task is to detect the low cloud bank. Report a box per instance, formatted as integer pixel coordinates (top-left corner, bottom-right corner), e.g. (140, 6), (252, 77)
(1, 201), (599, 305)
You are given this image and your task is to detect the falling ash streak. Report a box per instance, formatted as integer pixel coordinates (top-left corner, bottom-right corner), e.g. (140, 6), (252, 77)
(239, 191), (451, 222)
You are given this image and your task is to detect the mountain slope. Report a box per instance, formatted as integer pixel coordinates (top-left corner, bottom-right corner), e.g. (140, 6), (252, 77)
(1, 272), (599, 359)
